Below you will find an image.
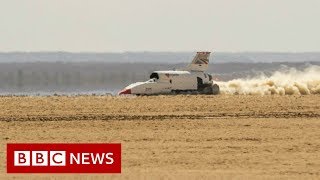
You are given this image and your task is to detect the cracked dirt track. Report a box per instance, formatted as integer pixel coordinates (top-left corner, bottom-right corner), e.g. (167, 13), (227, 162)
(1, 95), (320, 179)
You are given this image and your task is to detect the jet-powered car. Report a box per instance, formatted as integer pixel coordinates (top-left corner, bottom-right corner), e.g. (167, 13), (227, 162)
(118, 52), (220, 95)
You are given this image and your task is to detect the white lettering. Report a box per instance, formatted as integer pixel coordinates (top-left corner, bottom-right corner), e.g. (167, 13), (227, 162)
(70, 153), (80, 164)
(81, 153), (90, 164)
(105, 153), (114, 164)
(91, 153), (104, 164)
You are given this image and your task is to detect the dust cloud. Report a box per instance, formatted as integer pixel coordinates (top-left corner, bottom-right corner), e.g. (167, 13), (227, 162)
(218, 65), (320, 95)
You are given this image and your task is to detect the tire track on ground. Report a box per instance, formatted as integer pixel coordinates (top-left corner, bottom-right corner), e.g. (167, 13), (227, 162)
(1, 111), (319, 121)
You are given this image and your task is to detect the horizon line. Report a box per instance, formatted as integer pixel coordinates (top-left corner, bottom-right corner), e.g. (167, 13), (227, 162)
(1, 51), (320, 54)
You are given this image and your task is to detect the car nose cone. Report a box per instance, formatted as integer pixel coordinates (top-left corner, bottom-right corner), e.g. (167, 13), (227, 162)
(118, 89), (131, 95)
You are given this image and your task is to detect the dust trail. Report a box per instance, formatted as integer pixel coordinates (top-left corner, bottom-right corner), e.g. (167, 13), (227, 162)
(218, 65), (320, 95)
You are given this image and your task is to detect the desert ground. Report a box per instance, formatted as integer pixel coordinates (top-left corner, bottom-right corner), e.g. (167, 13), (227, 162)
(1, 95), (320, 179)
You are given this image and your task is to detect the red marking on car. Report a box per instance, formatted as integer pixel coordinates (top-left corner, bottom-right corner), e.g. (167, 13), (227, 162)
(118, 89), (131, 95)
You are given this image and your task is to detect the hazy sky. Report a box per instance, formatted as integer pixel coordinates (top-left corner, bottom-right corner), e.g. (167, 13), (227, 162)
(1, 0), (319, 52)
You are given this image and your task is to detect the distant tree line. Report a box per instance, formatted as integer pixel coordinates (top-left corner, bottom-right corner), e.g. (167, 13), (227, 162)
(0, 62), (172, 92)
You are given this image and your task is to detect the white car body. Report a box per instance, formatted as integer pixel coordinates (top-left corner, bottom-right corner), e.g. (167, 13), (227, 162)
(119, 52), (219, 95)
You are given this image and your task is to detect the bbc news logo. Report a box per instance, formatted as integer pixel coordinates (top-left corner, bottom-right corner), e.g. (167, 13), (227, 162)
(7, 143), (121, 173)
(14, 151), (67, 166)
(14, 151), (113, 166)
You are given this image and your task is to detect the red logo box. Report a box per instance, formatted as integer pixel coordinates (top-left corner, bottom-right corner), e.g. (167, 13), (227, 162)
(7, 143), (121, 173)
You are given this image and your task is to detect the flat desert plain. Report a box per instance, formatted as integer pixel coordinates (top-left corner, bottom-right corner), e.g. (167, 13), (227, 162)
(1, 95), (320, 179)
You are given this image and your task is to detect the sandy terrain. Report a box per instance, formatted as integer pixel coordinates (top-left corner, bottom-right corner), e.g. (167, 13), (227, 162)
(1, 95), (320, 179)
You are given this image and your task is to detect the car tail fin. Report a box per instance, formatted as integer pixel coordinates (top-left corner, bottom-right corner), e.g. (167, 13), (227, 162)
(185, 52), (211, 72)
